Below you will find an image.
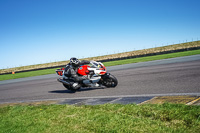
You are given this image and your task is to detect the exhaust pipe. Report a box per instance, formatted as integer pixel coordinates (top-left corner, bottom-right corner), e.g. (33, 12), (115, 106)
(57, 78), (71, 86)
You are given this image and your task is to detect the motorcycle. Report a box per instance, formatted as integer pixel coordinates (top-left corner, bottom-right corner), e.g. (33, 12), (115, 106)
(56, 61), (118, 91)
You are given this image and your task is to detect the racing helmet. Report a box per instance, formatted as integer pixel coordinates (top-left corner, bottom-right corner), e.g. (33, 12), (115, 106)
(70, 57), (80, 67)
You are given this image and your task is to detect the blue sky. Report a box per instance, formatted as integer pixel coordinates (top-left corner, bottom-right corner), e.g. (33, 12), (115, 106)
(0, 0), (200, 69)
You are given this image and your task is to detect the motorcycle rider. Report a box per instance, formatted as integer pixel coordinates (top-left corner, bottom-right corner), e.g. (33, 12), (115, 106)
(64, 57), (91, 90)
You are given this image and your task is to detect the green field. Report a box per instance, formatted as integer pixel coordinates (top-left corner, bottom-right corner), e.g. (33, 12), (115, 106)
(0, 103), (199, 133)
(0, 49), (200, 81)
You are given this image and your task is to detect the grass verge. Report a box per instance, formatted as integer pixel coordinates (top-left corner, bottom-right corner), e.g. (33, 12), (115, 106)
(103, 49), (200, 66)
(0, 49), (200, 81)
(0, 103), (199, 133)
(0, 68), (59, 81)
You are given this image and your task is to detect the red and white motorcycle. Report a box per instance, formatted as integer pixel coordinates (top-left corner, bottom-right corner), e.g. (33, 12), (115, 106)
(56, 61), (118, 91)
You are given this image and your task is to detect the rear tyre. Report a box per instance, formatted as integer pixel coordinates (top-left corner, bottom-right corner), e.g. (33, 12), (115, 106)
(63, 84), (81, 92)
(102, 74), (118, 88)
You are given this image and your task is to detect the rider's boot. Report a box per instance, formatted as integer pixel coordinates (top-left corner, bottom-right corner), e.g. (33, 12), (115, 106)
(83, 80), (99, 87)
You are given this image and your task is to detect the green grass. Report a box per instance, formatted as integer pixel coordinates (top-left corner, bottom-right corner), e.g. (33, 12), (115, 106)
(103, 49), (200, 66)
(0, 49), (200, 81)
(0, 103), (199, 133)
(0, 68), (58, 81)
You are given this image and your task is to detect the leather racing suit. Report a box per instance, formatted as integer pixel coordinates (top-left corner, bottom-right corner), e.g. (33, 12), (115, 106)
(64, 60), (90, 86)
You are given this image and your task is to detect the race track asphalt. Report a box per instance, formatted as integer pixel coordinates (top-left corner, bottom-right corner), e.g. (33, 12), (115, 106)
(0, 55), (200, 104)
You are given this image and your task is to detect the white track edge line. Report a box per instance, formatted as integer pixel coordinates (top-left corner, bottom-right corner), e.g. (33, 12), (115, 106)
(1, 93), (200, 104)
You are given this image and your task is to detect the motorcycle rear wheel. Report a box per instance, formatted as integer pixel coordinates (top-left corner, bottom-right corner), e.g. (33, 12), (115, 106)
(63, 84), (80, 91)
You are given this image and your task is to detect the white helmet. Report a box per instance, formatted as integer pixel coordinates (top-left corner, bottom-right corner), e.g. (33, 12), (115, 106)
(70, 57), (80, 66)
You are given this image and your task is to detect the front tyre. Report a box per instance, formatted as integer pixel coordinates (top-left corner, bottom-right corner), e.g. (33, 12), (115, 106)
(102, 74), (118, 88)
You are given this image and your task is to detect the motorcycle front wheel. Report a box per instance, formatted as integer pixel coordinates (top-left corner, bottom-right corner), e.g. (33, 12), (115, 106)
(102, 74), (118, 88)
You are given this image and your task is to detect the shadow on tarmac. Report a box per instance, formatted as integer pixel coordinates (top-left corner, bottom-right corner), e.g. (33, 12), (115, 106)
(49, 87), (105, 94)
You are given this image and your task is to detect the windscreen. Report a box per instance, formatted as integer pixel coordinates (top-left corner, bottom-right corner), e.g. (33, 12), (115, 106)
(90, 61), (102, 68)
